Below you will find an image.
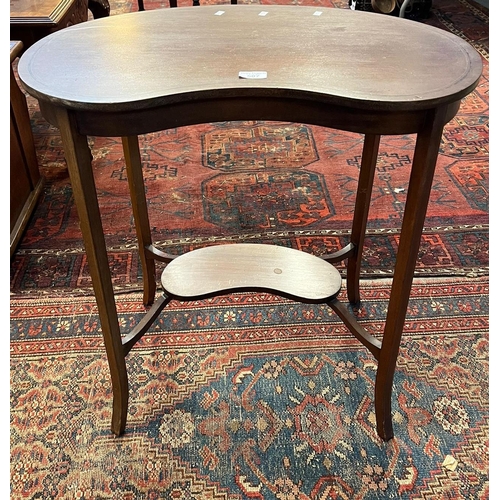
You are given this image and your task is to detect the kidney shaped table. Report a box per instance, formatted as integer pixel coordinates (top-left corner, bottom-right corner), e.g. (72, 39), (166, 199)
(18, 5), (482, 441)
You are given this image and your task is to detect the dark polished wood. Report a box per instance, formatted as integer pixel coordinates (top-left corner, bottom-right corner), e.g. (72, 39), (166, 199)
(10, 0), (109, 50)
(10, 41), (44, 256)
(88, 0), (110, 18)
(137, 0), (236, 12)
(18, 5), (482, 441)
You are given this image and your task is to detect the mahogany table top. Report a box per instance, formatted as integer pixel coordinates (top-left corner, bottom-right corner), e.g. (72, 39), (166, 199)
(18, 5), (482, 114)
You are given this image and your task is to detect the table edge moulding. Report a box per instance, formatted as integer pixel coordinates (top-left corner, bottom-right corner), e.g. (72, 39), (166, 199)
(17, 5), (483, 442)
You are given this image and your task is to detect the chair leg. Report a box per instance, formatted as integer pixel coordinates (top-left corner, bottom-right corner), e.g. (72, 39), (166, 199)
(346, 134), (380, 305)
(137, 0), (145, 10)
(88, 0), (110, 18)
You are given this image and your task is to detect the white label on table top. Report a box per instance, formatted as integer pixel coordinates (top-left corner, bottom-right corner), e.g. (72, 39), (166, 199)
(239, 71), (268, 79)
(259, 11), (269, 16)
(313, 11), (323, 15)
(214, 10), (225, 15)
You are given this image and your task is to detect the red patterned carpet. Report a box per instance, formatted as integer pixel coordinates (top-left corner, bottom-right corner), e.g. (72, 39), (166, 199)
(11, 278), (489, 498)
(10, 0), (488, 498)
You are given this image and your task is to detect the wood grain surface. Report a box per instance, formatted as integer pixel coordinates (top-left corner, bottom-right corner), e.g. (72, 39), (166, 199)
(18, 5), (482, 112)
(161, 243), (343, 300)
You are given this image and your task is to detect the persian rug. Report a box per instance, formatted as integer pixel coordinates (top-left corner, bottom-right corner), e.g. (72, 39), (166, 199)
(10, 0), (489, 498)
(9, 0), (489, 294)
(10, 277), (489, 498)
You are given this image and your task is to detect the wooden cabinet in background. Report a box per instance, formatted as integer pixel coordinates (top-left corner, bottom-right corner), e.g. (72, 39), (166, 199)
(10, 0), (88, 50)
(10, 41), (44, 257)
(10, 0), (110, 51)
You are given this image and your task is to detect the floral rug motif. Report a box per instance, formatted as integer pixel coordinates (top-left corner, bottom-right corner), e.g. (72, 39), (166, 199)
(10, 278), (489, 498)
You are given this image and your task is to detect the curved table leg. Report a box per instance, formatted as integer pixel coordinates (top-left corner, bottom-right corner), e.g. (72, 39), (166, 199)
(375, 106), (448, 441)
(55, 108), (129, 436)
(346, 134), (380, 305)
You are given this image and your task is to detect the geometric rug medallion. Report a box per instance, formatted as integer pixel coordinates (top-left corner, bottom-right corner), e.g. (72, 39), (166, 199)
(201, 123), (330, 230)
(202, 123), (319, 171)
(202, 169), (334, 230)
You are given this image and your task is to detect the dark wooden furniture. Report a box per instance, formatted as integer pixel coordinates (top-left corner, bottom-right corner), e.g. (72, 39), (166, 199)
(10, 41), (44, 257)
(18, 5), (482, 441)
(10, 0), (109, 50)
(136, 0), (235, 12)
(88, 0), (110, 17)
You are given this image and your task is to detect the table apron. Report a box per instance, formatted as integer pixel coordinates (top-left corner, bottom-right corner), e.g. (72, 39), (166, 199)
(38, 97), (461, 138)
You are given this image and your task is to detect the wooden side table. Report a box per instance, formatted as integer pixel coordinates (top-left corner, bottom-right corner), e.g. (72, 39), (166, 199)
(18, 6), (482, 441)
(10, 41), (44, 256)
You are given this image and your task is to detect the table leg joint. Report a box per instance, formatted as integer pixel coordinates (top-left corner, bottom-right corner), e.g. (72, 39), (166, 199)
(328, 298), (382, 360)
(321, 242), (356, 263)
(145, 244), (178, 263)
(122, 293), (170, 355)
